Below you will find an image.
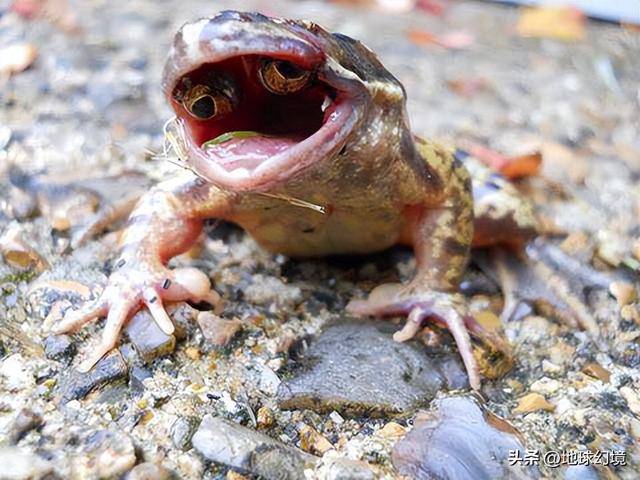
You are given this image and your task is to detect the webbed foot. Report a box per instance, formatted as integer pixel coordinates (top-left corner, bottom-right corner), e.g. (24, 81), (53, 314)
(347, 282), (511, 389)
(53, 264), (222, 371)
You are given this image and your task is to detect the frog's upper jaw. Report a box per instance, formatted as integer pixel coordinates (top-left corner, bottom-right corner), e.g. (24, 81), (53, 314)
(163, 11), (369, 192)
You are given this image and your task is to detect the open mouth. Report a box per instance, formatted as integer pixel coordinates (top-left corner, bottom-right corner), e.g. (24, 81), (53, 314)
(167, 54), (357, 190)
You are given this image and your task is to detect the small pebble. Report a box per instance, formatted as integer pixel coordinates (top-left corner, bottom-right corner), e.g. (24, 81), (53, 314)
(559, 232), (592, 257)
(581, 362), (611, 383)
(0, 354), (34, 391)
(275, 334), (296, 354)
(5, 186), (37, 220)
(0, 447), (52, 479)
(258, 365), (281, 395)
(329, 411), (344, 425)
(472, 310), (502, 331)
(596, 231), (626, 266)
(377, 422), (407, 440)
(548, 341), (576, 366)
(621, 304), (640, 323)
(321, 457), (380, 480)
(125, 311), (176, 363)
(177, 453), (204, 478)
(185, 346), (200, 360)
(126, 462), (172, 480)
(513, 393), (555, 414)
(609, 281), (636, 306)
(633, 239), (640, 261)
(171, 416), (201, 451)
(226, 471), (250, 480)
(6, 409), (43, 444)
(299, 424), (334, 455)
(129, 365), (152, 392)
(555, 397), (575, 416)
(266, 357), (285, 371)
(620, 387), (640, 415)
(192, 415), (317, 477)
(530, 377), (562, 395)
(0, 226), (47, 271)
(95, 432), (136, 479)
(256, 406), (274, 429)
(0, 43), (37, 75)
(197, 312), (242, 346)
(43, 335), (76, 362)
(541, 360), (562, 374)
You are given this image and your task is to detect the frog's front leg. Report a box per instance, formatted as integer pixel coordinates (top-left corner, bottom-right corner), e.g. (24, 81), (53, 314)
(53, 174), (231, 371)
(347, 205), (484, 387)
(347, 158), (506, 390)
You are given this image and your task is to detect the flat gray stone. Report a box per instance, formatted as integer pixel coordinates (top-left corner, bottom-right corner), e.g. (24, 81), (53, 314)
(43, 334), (76, 363)
(59, 350), (128, 404)
(171, 416), (200, 451)
(192, 415), (317, 479)
(125, 310), (175, 364)
(392, 396), (539, 479)
(277, 319), (468, 417)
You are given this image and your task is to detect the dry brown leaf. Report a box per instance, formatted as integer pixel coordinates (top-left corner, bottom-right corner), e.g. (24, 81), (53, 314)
(0, 226), (48, 271)
(464, 143), (542, 179)
(517, 6), (586, 42)
(513, 393), (555, 414)
(500, 152), (543, 179)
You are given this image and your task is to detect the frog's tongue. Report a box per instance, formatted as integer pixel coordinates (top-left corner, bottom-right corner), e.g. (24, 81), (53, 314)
(204, 136), (299, 172)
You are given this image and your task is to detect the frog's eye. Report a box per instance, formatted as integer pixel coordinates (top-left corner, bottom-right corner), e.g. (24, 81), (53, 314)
(183, 84), (233, 120)
(259, 59), (312, 95)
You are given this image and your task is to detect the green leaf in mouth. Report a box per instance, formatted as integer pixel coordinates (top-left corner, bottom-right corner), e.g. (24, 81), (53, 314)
(201, 131), (269, 149)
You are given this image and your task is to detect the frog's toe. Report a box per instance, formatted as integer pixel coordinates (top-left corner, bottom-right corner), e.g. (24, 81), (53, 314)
(77, 299), (133, 372)
(348, 285), (484, 389)
(346, 282), (406, 315)
(406, 303), (480, 389)
(391, 306), (424, 342)
(53, 265), (223, 372)
(52, 296), (108, 334)
(143, 287), (175, 335)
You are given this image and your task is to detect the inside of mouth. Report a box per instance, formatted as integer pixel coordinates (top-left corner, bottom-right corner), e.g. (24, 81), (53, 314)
(171, 55), (338, 170)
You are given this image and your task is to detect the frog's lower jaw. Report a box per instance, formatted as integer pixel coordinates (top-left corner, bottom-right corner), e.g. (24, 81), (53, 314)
(184, 98), (357, 191)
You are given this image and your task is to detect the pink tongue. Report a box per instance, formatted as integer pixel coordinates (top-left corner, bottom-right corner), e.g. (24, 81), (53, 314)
(204, 136), (298, 170)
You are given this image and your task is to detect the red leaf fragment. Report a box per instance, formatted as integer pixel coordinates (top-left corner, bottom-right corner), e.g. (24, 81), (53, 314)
(465, 143), (542, 179)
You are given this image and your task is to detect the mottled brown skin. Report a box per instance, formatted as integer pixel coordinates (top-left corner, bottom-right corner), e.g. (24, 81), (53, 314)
(55, 11), (537, 389)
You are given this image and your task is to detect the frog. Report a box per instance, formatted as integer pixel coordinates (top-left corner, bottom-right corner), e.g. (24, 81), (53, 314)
(53, 11), (537, 389)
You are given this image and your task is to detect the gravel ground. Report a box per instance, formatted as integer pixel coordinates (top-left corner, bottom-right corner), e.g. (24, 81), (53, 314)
(1, 1), (639, 479)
